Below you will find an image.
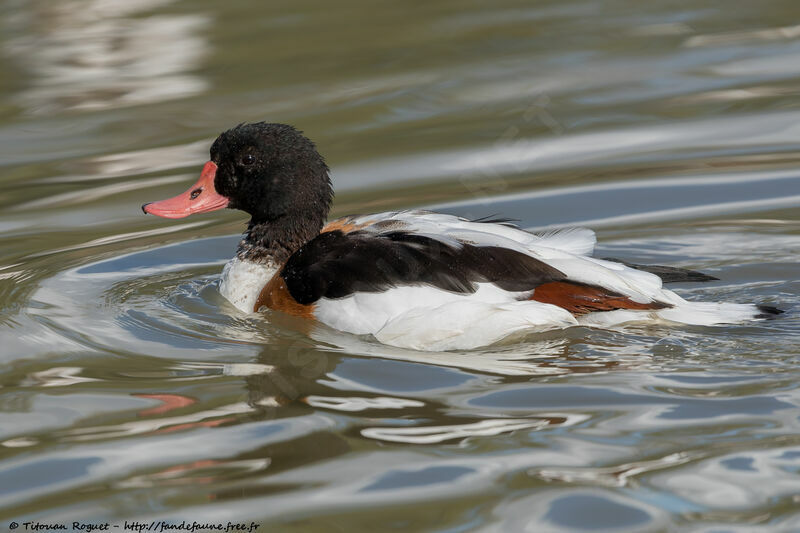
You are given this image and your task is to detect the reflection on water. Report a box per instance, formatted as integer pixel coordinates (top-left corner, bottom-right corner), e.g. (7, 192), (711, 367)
(0, 0), (799, 530)
(4, 0), (209, 114)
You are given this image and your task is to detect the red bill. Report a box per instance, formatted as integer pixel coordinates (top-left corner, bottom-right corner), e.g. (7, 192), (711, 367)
(142, 161), (228, 218)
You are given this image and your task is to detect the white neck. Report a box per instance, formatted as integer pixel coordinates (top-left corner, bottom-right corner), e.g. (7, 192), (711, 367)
(219, 257), (278, 313)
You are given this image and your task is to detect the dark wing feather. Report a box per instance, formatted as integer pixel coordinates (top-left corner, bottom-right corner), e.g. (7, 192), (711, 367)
(602, 258), (719, 283)
(281, 230), (566, 305)
(469, 214), (520, 227)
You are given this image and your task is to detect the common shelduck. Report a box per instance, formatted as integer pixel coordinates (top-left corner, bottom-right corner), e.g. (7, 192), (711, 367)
(142, 123), (782, 350)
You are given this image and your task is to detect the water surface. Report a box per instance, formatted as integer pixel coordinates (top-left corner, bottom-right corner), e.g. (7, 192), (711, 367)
(1, 1), (799, 530)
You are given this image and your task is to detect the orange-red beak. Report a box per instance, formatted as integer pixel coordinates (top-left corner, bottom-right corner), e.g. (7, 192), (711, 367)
(142, 161), (229, 218)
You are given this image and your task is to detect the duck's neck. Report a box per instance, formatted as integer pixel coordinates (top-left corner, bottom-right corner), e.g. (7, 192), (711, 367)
(236, 214), (323, 266)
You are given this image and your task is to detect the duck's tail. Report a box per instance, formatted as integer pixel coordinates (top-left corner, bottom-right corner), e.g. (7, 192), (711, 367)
(754, 304), (785, 319)
(655, 300), (784, 326)
(576, 297), (784, 328)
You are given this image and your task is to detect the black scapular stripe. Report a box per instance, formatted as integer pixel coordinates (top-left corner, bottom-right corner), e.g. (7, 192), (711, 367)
(281, 230), (566, 305)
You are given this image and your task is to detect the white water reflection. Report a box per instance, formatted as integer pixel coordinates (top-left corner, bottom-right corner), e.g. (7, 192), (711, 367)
(334, 111), (800, 190)
(313, 327), (574, 376)
(4, 0), (209, 114)
(487, 489), (668, 532)
(23, 366), (100, 388)
(116, 458), (270, 489)
(0, 413), (337, 508)
(433, 168), (800, 229)
(534, 451), (696, 488)
(685, 23), (800, 48)
(650, 446), (800, 510)
(305, 395), (425, 412)
(38, 140), (210, 184)
(362, 416), (587, 444)
(60, 401), (254, 442)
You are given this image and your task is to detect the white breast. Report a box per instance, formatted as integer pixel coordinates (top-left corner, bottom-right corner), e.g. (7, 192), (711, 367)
(219, 257), (277, 313)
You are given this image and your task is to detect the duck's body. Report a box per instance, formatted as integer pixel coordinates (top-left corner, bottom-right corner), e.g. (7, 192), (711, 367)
(143, 123), (781, 350)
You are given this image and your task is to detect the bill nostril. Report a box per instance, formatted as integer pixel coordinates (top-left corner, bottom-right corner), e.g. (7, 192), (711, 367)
(190, 188), (202, 200)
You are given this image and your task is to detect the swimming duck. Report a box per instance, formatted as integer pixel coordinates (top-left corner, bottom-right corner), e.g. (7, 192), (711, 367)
(142, 123), (781, 350)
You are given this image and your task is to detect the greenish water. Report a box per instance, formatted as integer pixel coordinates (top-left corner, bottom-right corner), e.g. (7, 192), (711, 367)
(1, 0), (799, 530)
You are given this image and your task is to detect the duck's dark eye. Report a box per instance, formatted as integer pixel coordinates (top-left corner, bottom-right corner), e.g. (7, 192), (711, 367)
(241, 154), (256, 166)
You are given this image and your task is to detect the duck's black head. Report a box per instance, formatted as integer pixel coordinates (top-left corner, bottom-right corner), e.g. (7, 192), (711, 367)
(210, 123), (332, 223)
(143, 123), (333, 262)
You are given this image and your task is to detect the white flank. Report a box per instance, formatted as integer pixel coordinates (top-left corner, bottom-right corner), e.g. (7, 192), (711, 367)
(315, 283), (578, 351)
(375, 300), (578, 351)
